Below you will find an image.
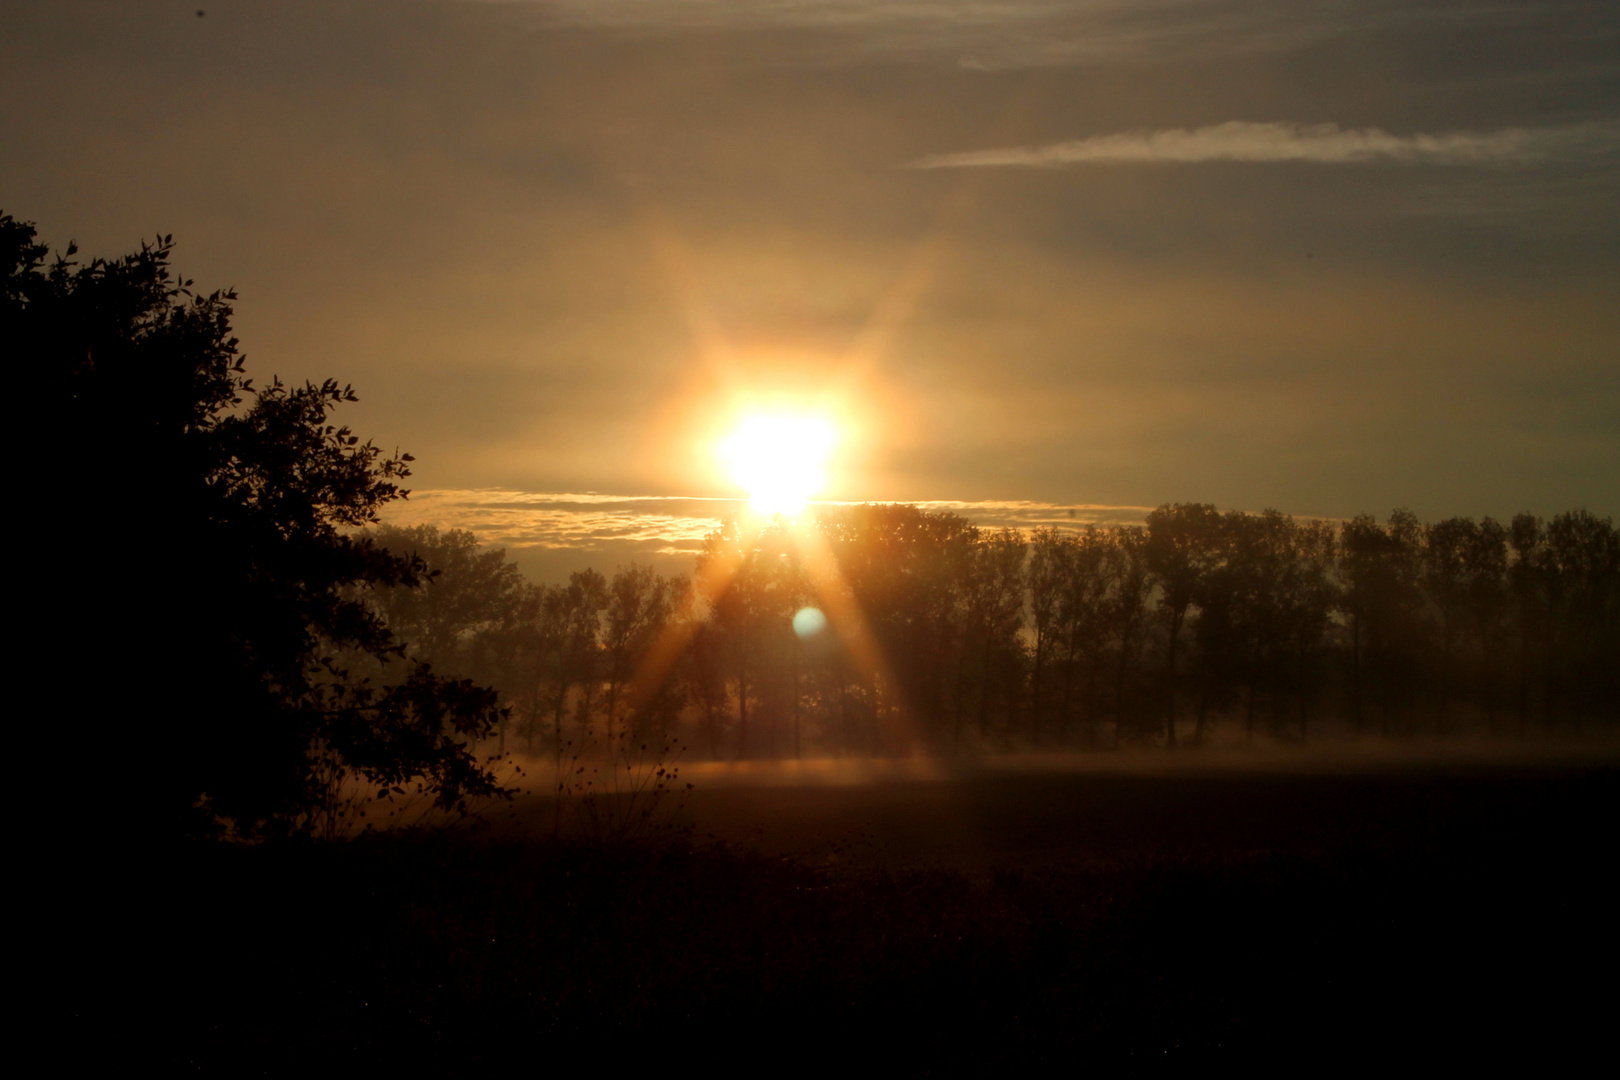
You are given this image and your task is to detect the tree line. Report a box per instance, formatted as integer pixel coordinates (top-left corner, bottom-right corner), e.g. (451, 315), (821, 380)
(20, 208), (1614, 838)
(366, 501), (1618, 759)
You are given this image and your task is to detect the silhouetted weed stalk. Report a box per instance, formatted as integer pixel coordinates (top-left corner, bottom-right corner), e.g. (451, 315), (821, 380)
(299, 743), (527, 840)
(556, 726), (693, 844)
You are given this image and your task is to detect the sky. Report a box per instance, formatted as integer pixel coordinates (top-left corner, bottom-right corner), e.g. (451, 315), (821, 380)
(6, 1), (1617, 579)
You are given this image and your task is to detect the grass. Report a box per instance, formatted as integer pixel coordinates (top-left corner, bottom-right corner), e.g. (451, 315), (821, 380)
(67, 764), (1619, 1074)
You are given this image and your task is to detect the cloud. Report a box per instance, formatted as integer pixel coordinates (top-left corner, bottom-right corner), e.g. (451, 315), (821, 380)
(489, 1), (1614, 69)
(533, 0), (1059, 31)
(376, 490), (1157, 582)
(380, 491), (735, 554)
(381, 489), (1152, 557)
(909, 120), (1620, 169)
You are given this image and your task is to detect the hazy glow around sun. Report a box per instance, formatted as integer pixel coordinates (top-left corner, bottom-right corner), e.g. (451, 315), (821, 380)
(719, 413), (838, 515)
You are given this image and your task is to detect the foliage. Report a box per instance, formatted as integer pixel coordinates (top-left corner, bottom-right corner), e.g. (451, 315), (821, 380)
(365, 524), (526, 674)
(16, 205), (1611, 792)
(11, 212), (508, 837)
(450, 498), (1615, 762)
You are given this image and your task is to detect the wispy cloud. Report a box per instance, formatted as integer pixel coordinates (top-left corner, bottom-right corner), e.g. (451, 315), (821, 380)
(909, 120), (1620, 169)
(380, 491), (737, 555)
(534, 0), (1062, 32)
(487, 1), (1611, 69)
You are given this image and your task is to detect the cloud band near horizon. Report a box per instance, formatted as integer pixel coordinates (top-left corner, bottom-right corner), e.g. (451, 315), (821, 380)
(909, 120), (1620, 169)
(380, 489), (1154, 552)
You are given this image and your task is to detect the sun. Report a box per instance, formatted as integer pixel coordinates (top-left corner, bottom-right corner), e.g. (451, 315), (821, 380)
(719, 413), (838, 515)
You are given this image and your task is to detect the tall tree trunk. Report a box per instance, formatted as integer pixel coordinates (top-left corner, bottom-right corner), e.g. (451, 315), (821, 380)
(841, 676), (853, 756)
(1517, 613), (1530, 737)
(871, 676), (883, 755)
(552, 683), (568, 835)
(1030, 632), (1046, 748)
(1059, 635), (1077, 746)
(1165, 609), (1184, 748)
(737, 647), (749, 760)
(605, 674), (620, 748)
(1114, 632), (1133, 749)
(1436, 605), (1454, 735)
(1350, 613), (1364, 733)
(1543, 616), (1556, 733)
(1297, 639), (1310, 739)
(1079, 649), (1097, 749)
(792, 635), (801, 760)
(977, 632), (994, 743)
(552, 683), (568, 753)
(952, 646), (967, 752)
(528, 640), (548, 754)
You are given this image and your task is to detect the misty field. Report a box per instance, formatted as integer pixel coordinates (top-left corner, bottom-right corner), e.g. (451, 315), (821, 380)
(91, 754), (1617, 1073)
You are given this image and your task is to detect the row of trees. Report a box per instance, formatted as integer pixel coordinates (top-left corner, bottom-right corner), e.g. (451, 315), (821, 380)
(48, 208), (1604, 839)
(365, 502), (1618, 759)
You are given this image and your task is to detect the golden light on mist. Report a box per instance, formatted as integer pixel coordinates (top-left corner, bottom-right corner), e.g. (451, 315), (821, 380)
(718, 413), (839, 515)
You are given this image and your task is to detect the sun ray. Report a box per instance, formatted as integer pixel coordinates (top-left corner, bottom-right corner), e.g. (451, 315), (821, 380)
(786, 519), (926, 756)
(618, 512), (771, 731)
(620, 510), (925, 758)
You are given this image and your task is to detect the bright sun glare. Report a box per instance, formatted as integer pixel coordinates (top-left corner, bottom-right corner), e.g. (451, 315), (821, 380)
(719, 414), (838, 515)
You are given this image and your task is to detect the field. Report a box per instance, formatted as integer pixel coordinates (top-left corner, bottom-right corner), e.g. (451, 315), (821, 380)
(84, 750), (1619, 1073)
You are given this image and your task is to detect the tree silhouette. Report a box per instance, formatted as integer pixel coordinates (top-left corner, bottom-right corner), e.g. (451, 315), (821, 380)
(1460, 518), (1509, 732)
(964, 528), (1029, 746)
(602, 563), (682, 742)
(1543, 510), (1620, 728)
(366, 524), (525, 676)
(1145, 504), (1223, 746)
(1283, 518), (1338, 737)
(21, 200), (1609, 779)
(819, 503), (979, 752)
(13, 214), (506, 837)
(339, 500), (1613, 764)
(1028, 527), (1072, 746)
(1507, 513), (1548, 734)
(1422, 517), (1475, 732)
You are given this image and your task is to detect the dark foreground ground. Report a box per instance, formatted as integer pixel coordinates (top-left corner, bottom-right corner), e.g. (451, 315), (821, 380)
(73, 761), (1619, 1073)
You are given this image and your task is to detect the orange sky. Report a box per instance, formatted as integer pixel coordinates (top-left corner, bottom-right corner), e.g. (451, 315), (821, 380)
(6, 1), (1616, 571)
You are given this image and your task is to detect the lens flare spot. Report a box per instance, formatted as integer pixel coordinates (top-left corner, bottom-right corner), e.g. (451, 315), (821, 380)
(793, 606), (828, 638)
